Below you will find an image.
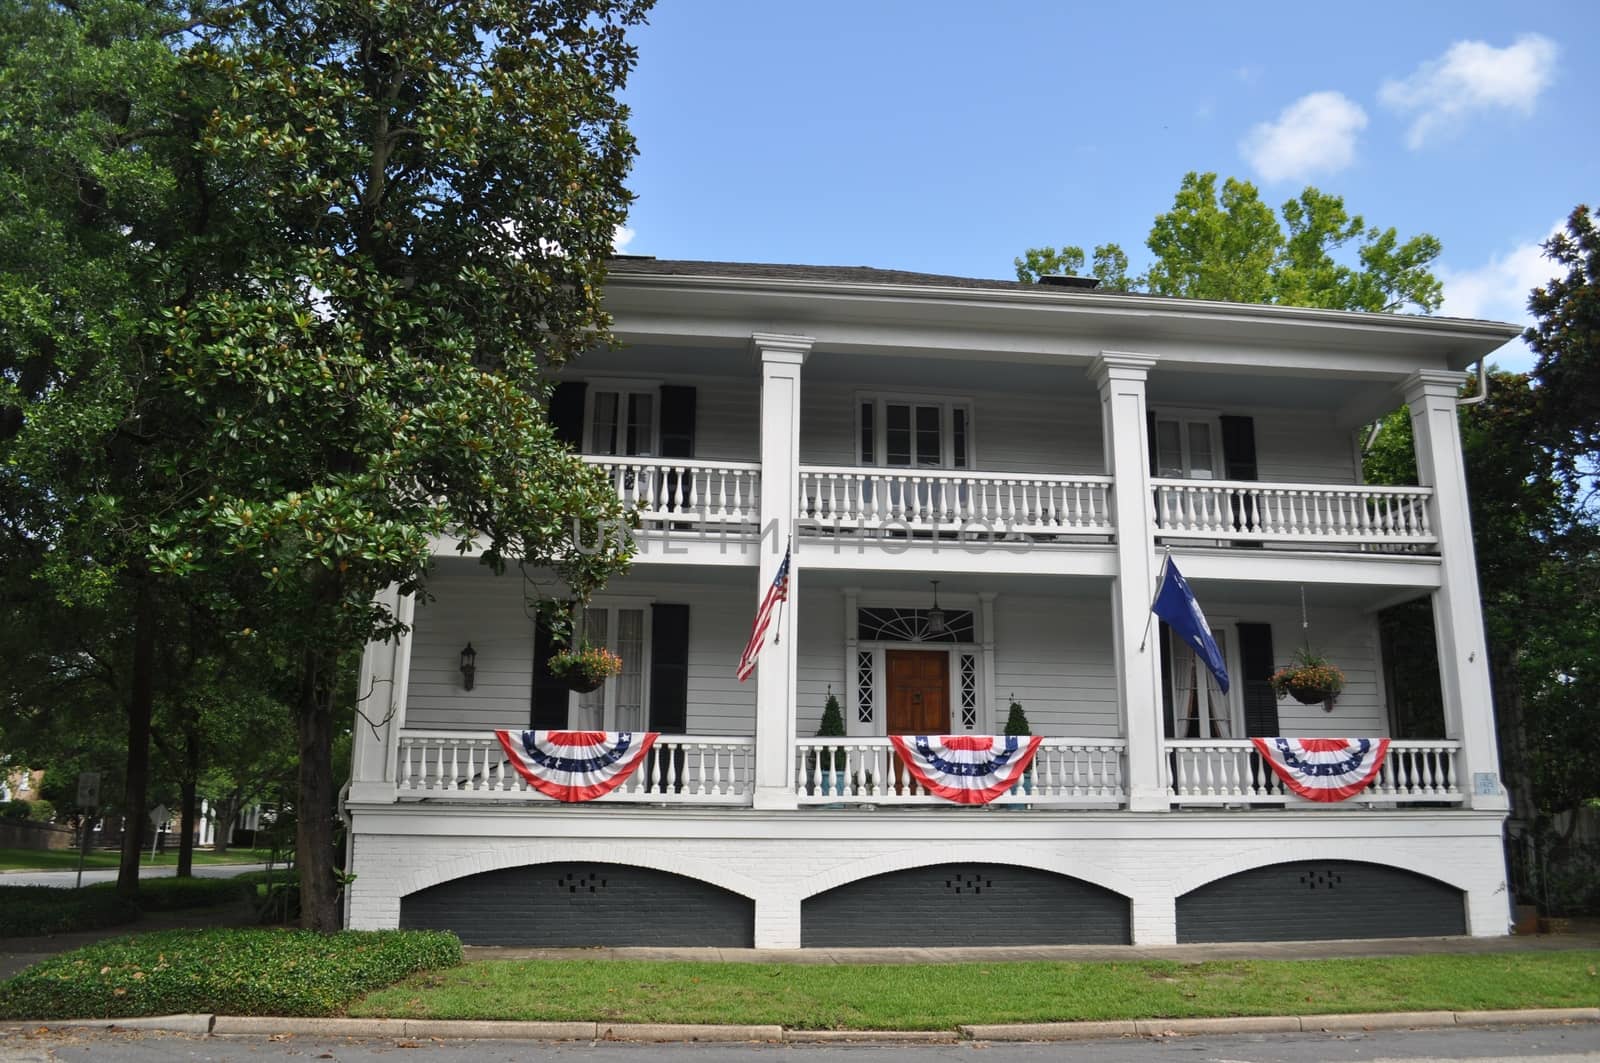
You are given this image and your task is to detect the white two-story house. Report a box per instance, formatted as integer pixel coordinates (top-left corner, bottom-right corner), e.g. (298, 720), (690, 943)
(343, 259), (1517, 949)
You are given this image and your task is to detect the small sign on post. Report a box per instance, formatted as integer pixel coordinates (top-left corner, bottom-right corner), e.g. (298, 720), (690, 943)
(74, 771), (101, 890)
(148, 804), (169, 860)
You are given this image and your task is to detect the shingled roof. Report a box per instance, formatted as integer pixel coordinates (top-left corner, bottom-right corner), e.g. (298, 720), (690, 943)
(605, 257), (1060, 293)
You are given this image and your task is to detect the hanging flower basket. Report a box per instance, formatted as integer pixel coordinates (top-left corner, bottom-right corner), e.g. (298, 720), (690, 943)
(1269, 650), (1346, 707)
(547, 644), (622, 694)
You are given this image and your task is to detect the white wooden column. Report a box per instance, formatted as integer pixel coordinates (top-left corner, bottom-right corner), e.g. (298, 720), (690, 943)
(1402, 370), (1508, 812)
(1088, 352), (1167, 812)
(751, 333), (812, 810)
(348, 585), (415, 804)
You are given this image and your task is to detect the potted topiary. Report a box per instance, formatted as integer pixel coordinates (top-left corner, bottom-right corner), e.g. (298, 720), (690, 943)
(1004, 697), (1033, 796)
(812, 692), (849, 798)
(547, 643), (623, 694)
(1269, 648), (1345, 710)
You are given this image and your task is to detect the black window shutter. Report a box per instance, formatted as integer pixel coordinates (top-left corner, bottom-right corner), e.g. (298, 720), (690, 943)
(659, 386), (696, 459)
(1146, 410), (1158, 477)
(530, 618), (570, 729)
(649, 604), (690, 734)
(549, 381), (587, 449)
(1219, 416), (1258, 481)
(1237, 622), (1279, 737)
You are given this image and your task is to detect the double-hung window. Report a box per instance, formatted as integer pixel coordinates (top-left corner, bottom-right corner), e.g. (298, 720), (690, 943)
(858, 398), (972, 469)
(1151, 413), (1220, 480)
(587, 387), (657, 457)
(571, 605), (649, 731)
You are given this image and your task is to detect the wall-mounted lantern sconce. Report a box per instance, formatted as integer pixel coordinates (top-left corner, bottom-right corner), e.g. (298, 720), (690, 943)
(459, 643), (477, 691)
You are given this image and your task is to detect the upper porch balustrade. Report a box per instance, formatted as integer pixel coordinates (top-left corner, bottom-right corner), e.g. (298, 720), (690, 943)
(1152, 479), (1435, 551)
(798, 466), (1114, 539)
(578, 457), (1438, 555)
(585, 456), (761, 530)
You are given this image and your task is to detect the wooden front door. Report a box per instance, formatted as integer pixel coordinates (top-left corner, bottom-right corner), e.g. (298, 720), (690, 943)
(886, 650), (950, 735)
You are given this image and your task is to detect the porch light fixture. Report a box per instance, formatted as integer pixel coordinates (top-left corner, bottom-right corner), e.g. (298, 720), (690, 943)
(459, 643), (477, 691)
(925, 581), (947, 636)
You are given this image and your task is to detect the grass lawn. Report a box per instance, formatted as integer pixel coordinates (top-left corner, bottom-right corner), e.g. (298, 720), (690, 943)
(0, 848), (274, 873)
(351, 952), (1600, 1028)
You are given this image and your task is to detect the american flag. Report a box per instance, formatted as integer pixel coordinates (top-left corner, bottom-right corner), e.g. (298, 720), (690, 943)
(737, 547), (790, 681)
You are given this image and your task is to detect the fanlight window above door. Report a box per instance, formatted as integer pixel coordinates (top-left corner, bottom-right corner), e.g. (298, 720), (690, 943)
(858, 607), (975, 643)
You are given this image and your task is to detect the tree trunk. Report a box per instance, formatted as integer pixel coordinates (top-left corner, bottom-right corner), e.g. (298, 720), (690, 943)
(116, 581), (156, 898)
(177, 719), (199, 877)
(212, 791), (238, 853)
(296, 648), (340, 931)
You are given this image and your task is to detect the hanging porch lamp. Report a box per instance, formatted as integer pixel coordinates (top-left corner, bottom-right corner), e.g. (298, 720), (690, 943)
(925, 580), (947, 636)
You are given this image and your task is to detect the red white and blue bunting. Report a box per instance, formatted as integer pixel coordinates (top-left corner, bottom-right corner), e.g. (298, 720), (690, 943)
(888, 734), (1044, 805)
(1249, 737), (1390, 803)
(494, 730), (659, 803)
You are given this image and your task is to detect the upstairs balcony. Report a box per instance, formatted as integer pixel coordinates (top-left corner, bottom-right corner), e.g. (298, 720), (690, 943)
(582, 456), (1438, 556)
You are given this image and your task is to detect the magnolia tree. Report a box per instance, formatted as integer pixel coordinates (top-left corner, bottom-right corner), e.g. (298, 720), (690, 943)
(2, 0), (644, 927)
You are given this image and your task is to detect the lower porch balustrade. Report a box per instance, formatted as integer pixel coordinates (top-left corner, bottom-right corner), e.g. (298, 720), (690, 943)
(1166, 739), (1463, 806)
(396, 731), (755, 804)
(792, 738), (1126, 807)
(390, 731), (1464, 811)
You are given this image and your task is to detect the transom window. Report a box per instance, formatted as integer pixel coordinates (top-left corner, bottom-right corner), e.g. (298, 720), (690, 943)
(858, 607), (976, 643)
(1153, 413), (1220, 480)
(571, 605), (648, 731)
(587, 387), (657, 457)
(859, 398), (971, 469)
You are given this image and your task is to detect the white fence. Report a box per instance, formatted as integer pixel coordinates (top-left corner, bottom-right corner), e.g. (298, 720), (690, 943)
(1165, 739), (1462, 806)
(396, 731), (754, 805)
(798, 466), (1114, 538)
(1151, 479), (1435, 549)
(792, 738), (1126, 807)
(584, 456), (760, 528)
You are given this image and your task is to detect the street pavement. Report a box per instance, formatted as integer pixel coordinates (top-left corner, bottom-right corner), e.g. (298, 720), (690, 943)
(1, 1020), (1597, 1061)
(0, 863), (270, 888)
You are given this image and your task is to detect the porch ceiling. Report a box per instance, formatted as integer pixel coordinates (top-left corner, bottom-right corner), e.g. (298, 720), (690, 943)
(1181, 577), (1428, 613)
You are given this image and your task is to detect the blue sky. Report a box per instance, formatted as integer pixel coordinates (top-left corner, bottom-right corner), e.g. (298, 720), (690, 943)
(617, 1), (1596, 372)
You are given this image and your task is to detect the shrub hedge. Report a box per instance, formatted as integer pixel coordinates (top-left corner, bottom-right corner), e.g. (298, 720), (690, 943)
(0, 876), (257, 937)
(0, 928), (463, 1019)
(0, 886), (139, 938)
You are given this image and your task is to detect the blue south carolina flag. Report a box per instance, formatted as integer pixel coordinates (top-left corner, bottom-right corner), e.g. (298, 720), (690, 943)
(1151, 557), (1230, 694)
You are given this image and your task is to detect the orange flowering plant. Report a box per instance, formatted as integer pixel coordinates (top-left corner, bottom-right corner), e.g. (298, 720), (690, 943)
(1268, 648), (1346, 706)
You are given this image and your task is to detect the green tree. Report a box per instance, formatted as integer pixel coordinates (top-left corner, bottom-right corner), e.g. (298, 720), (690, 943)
(1526, 204), (1600, 498)
(1015, 172), (1443, 313)
(2, 0), (645, 928)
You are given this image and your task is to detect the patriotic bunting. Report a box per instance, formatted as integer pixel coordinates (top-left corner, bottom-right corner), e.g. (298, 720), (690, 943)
(888, 734), (1044, 805)
(494, 730), (659, 803)
(1250, 737), (1390, 803)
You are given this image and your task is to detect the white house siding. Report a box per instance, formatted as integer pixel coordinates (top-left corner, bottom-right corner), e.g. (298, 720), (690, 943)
(1250, 408), (1358, 483)
(993, 594), (1121, 738)
(686, 374), (759, 462)
(795, 588), (847, 737)
(1232, 605), (1387, 735)
(403, 567), (758, 734)
(404, 564), (534, 732)
(800, 380), (1105, 476)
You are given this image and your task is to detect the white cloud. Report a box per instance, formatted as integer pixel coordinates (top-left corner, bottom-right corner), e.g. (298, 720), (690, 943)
(1379, 34), (1557, 149)
(612, 225), (636, 252)
(1240, 91), (1368, 182)
(1438, 224), (1565, 372)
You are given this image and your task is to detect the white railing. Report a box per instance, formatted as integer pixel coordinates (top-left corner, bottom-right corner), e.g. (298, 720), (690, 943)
(798, 466), (1114, 538)
(1151, 479), (1435, 549)
(792, 738), (1126, 807)
(1165, 739), (1462, 806)
(584, 456), (760, 527)
(396, 731), (754, 805)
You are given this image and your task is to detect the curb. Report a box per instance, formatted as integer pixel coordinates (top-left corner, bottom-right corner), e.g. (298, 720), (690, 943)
(15, 1006), (1599, 1043)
